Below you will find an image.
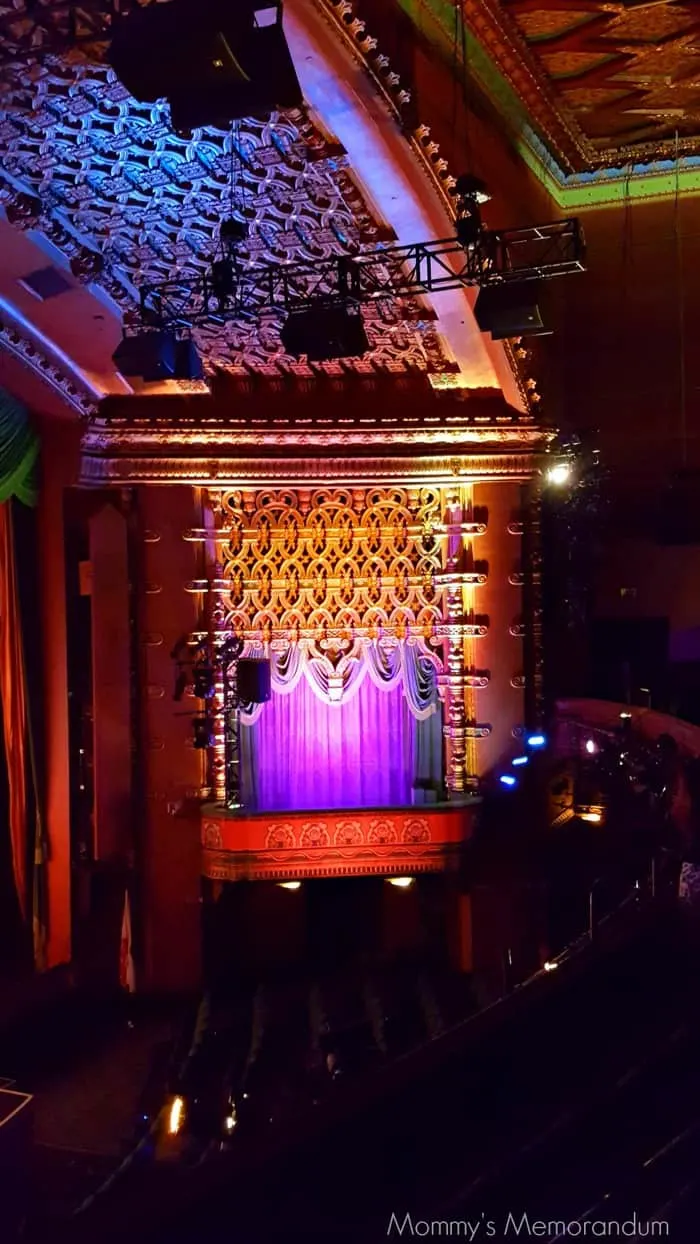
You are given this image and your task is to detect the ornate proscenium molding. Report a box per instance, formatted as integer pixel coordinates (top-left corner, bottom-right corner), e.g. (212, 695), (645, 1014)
(79, 382), (551, 485)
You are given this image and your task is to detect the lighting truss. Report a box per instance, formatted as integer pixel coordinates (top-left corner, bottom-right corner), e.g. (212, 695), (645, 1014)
(139, 218), (585, 328)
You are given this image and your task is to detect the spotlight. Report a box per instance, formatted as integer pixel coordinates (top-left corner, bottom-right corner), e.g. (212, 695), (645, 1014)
(281, 304), (369, 361)
(619, 711), (632, 721)
(585, 739), (597, 756)
(499, 774), (517, 788)
(192, 664), (215, 699)
(278, 881), (301, 891)
(545, 461), (572, 487)
(455, 201), (482, 248)
(220, 217), (248, 250)
(192, 716), (214, 749)
(543, 961), (558, 973)
(526, 734), (546, 749)
(167, 1096), (185, 1136)
(388, 877), (415, 889)
(454, 174), (491, 205)
(512, 756), (529, 767)
(210, 258), (237, 312)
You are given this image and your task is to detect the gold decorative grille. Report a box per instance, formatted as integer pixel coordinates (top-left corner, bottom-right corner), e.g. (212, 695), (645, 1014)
(212, 486), (445, 650)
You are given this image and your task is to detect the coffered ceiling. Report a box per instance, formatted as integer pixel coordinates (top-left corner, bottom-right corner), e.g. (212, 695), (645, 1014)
(504, 0), (700, 158)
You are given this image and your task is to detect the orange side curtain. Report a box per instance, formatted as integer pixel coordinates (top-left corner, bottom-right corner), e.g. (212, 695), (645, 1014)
(0, 500), (28, 920)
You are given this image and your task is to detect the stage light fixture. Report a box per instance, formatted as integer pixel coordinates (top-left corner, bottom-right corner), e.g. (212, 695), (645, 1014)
(388, 877), (415, 889)
(278, 881), (301, 891)
(454, 174), (491, 205)
(210, 259), (237, 312)
(192, 665), (215, 699)
(281, 304), (370, 361)
(545, 461), (572, 487)
(499, 774), (517, 788)
(192, 716), (215, 749)
(512, 756), (529, 767)
(220, 218), (248, 250)
(585, 739), (597, 755)
(526, 734), (546, 749)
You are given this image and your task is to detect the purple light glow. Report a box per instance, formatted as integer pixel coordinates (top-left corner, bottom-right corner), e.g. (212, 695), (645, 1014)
(241, 676), (441, 812)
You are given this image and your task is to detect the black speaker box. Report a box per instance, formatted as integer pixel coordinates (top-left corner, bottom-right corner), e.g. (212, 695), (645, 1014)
(281, 306), (370, 361)
(108, 0), (302, 129)
(238, 658), (272, 703)
(113, 331), (177, 380)
(474, 283), (546, 340)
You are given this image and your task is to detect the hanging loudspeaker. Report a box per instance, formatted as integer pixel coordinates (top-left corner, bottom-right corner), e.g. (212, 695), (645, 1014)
(238, 658), (272, 703)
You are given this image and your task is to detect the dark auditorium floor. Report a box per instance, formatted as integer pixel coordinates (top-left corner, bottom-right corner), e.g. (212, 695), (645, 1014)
(0, 995), (178, 1223)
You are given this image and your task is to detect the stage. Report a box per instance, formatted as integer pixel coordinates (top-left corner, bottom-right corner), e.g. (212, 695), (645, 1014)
(201, 800), (478, 882)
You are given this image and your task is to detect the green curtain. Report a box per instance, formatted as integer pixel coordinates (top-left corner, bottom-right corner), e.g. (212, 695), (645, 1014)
(0, 386), (45, 966)
(0, 388), (38, 507)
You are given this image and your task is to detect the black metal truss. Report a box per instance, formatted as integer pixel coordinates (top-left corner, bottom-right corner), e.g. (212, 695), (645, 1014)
(139, 218), (585, 329)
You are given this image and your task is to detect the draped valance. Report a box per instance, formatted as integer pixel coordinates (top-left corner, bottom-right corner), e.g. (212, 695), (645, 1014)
(0, 389), (38, 507)
(240, 640), (439, 724)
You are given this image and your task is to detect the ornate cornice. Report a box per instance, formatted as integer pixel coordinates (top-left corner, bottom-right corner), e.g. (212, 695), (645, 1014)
(81, 383), (549, 482)
(0, 312), (96, 418)
(80, 450), (542, 486)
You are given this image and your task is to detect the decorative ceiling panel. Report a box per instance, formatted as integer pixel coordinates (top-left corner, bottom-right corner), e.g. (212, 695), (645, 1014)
(0, 34), (450, 379)
(503, 0), (700, 154)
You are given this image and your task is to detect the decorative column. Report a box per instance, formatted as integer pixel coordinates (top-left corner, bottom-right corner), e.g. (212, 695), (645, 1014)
(442, 485), (471, 798)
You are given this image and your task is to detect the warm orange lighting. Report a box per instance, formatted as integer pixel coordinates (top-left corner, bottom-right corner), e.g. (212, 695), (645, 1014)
(167, 1096), (185, 1136)
(278, 880), (301, 891)
(577, 804), (604, 824)
(388, 876), (415, 889)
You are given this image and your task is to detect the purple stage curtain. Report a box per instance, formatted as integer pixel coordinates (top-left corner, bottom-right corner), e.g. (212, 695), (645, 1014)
(243, 674), (421, 812)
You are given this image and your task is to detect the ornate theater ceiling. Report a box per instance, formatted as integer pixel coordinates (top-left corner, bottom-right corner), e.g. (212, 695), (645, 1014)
(504, 0), (700, 158)
(2, 0), (531, 410)
(0, 45), (448, 390)
(392, 0), (700, 204)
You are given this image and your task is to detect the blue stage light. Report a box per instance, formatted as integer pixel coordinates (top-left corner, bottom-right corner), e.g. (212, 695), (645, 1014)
(499, 774), (517, 788)
(526, 734), (546, 748)
(512, 756), (529, 767)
